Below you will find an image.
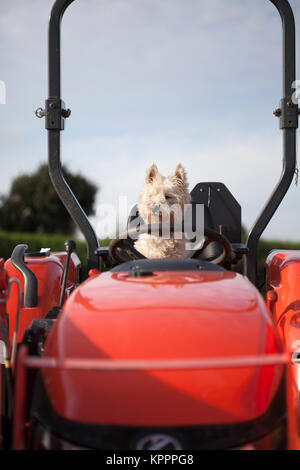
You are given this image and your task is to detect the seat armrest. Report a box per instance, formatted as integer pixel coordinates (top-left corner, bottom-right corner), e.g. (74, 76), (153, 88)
(231, 243), (249, 256)
(95, 247), (114, 269)
(230, 243), (248, 265)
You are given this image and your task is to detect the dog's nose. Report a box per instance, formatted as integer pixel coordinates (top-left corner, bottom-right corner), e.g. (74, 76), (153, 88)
(151, 204), (161, 215)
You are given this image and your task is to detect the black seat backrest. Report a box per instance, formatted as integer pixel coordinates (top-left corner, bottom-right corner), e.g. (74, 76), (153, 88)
(190, 182), (241, 244)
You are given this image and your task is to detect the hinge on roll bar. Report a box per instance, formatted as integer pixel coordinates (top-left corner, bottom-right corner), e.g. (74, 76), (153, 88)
(35, 98), (71, 130)
(273, 96), (299, 129)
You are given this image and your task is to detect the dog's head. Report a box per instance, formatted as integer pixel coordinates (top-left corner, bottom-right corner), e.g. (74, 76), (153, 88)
(138, 163), (191, 225)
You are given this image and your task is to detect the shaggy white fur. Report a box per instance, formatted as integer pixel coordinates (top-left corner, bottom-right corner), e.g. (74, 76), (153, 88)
(134, 163), (191, 259)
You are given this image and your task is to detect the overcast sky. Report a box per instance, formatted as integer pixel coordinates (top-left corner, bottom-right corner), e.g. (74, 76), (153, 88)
(1, 0), (300, 239)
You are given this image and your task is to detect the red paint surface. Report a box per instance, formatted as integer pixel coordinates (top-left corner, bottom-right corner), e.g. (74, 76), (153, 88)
(266, 250), (300, 449)
(42, 269), (283, 427)
(5, 252), (81, 346)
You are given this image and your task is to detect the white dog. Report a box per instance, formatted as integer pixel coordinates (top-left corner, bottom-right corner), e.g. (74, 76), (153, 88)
(134, 163), (191, 258)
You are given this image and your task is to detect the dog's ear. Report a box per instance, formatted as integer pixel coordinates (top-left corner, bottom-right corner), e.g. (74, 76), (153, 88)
(145, 163), (158, 183)
(172, 164), (187, 186)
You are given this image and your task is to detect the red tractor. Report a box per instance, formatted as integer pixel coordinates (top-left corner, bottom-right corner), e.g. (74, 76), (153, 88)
(1, 0), (300, 450)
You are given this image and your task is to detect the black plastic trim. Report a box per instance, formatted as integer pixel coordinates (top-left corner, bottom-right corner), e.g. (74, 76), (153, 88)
(11, 244), (38, 308)
(111, 259), (225, 272)
(30, 372), (286, 450)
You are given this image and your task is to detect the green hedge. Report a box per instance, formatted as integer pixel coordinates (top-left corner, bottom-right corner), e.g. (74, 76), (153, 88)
(0, 230), (110, 276)
(0, 230), (299, 281)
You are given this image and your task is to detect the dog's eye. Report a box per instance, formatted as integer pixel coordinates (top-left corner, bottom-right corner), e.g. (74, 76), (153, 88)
(165, 194), (172, 200)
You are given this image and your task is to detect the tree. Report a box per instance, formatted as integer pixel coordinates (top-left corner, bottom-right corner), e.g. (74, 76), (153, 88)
(0, 164), (98, 234)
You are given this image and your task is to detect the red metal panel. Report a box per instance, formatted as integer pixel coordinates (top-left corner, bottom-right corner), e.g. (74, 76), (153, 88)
(5, 252), (81, 346)
(41, 270), (284, 427)
(266, 250), (300, 449)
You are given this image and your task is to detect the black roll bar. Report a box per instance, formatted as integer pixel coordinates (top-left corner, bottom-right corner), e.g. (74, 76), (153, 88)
(246, 0), (298, 285)
(11, 245), (38, 308)
(47, 0), (99, 271)
(43, 0), (298, 283)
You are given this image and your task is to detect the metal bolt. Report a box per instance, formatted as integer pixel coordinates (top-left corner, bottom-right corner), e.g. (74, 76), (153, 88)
(62, 108), (71, 118)
(35, 107), (46, 118)
(273, 108), (282, 117)
(49, 102), (55, 109)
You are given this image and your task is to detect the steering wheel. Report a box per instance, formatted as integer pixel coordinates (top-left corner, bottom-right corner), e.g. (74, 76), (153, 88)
(109, 224), (232, 266)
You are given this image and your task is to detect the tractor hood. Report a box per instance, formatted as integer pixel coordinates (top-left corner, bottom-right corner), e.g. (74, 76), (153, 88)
(41, 268), (284, 432)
